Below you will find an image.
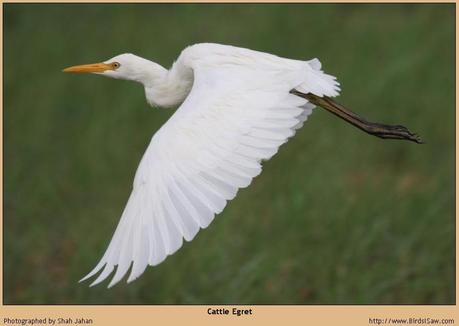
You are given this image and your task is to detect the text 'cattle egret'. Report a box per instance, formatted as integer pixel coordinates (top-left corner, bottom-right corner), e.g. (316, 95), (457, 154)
(63, 43), (422, 288)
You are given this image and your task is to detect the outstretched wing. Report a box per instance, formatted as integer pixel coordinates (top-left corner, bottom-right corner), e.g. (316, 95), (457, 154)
(81, 60), (340, 288)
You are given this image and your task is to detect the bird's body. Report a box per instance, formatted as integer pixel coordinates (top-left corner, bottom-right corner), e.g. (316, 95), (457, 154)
(63, 43), (420, 288)
(103, 44), (339, 108)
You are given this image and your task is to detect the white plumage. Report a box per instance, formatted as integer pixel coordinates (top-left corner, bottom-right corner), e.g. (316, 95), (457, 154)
(64, 43), (340, 287)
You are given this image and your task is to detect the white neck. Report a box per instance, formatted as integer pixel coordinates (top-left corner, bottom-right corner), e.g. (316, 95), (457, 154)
(105, 54), (194, 109)
(140, 61), (193, 109)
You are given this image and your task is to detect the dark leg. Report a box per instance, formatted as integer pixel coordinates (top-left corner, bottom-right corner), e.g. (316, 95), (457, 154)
(290, 89), (423, 144)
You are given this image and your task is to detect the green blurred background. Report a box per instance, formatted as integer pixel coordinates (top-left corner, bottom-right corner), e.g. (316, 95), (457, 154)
(4, 4), (455, 304)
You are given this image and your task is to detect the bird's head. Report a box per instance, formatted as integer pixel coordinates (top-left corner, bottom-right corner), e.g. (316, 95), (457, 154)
(63, 53), (167, 85)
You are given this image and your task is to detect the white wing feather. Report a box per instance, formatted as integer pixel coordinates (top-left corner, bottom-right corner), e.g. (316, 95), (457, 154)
(81, 49), (340, 287)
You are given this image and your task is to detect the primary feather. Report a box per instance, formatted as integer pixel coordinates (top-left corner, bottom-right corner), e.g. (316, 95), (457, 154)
(74, 43), (340, 287)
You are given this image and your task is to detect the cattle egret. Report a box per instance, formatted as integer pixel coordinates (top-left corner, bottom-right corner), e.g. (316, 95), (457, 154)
(63, 43), (422, 288)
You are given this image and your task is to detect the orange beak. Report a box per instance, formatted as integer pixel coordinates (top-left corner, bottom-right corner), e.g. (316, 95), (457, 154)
(62, 62), (114, 73)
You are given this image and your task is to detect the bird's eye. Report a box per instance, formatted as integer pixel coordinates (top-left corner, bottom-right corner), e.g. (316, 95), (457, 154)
(112, 62), (121, 69)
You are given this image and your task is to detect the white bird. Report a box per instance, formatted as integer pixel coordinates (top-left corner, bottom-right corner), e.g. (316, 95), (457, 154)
(63, 43), (421, 288)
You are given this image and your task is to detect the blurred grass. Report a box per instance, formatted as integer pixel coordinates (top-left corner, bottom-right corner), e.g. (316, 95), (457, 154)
(4, 4), (454, 304)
